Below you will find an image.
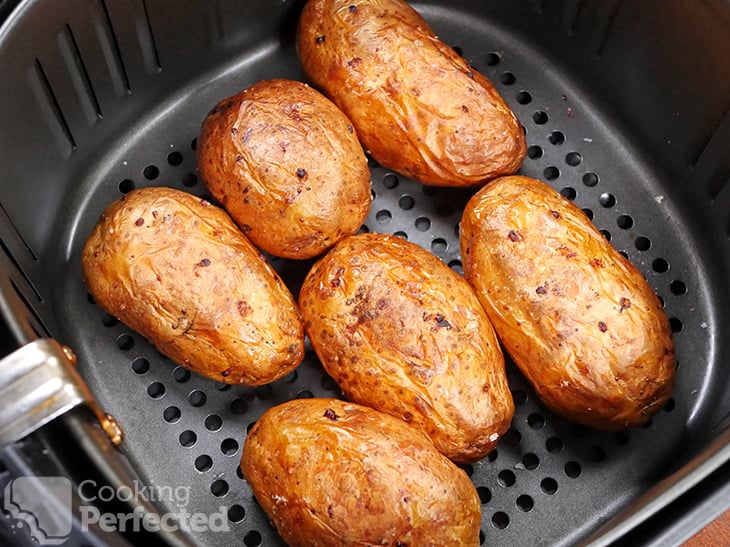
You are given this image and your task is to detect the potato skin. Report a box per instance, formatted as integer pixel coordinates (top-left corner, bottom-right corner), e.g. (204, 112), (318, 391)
(461, 176), (675, 430)
(197, 79), (371, 259)
(242, 398), (480, 547)
(82, 187), (304, 385)
(297, 0), (526, 187)
(299, 233), (513, 463)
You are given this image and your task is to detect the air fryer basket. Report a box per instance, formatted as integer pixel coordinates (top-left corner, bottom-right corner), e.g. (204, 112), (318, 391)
(0, 0), (729, 545)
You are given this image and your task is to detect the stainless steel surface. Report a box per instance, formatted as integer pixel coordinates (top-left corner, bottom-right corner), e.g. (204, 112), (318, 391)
(0, 339), (88, 447)
(0, 338), (117, 448)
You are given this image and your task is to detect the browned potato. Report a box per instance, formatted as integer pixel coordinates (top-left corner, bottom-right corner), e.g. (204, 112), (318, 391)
(82, 187), (304, 385)
(461, 176), (676, 430)
(298, 0), (526, 187)
(242, 398), (480, 546)
(197, 78), (371, 259)
(299, 233), (513, 463)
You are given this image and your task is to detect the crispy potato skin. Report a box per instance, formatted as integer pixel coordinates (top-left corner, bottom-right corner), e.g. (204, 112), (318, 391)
(242, 398), (480, 546)
(461, 176), (675, 430)
(297, 0), (526, 187)
(82, 187), (304, 385)
(299, 233), (513, 463)
(197, 79), (371, 259)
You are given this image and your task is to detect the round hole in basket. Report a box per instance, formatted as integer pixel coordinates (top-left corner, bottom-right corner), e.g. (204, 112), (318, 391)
(147, 382), (165, 399)
(599, 192), (616, 208)
(383, 173), (399, 189)
(527, 412), (546, 429)
(564, 462), (583, 478)
(492, 511), (510, 529)
(116, 334), (134, 351)
(205, 414), (222, 432)
(522, 453), (540, 470)
(195, 455), (212, 473)
(511, 389), (527, 405)
(118, 179), (135, 194)
(182, 172), (198, 187)
(541, 478), (558, 495)
(143, 165), (160, 180)
(485, 52), (501, 66)
(582, 172), (599, 187)
(163, 406), (181, 424)
(173, 366), (191, 383)
(398, 195), (415, 210)
(546, 437), (564, 453)
(501, 71), (516, 85)
(477, 486), (492, 504)
(132, 357), (149, 375)
(167, 151), (183, 166)
(210, 479), (229, 497)
(516, 494), (534, 512)
(376, 209), (392, 223)
(635, 236), (652, 251)
(527, 145), (543, 159)
(189, 390), (207, 407)
(179, 430), (197, 448)
(243, 531), (262, 547)
(498, 470), (516, 487)
(670, 280), (687, 295)
(652, 258), (670, 273)
(228, 505), (245, 523)
(221, 438), (239, 456)
(231, 398), (249, 415)
(533, 111), (548, 124)
(516, 91), (532, 104)
(544, 166), (560, 181)
(549, 131), (565, 145)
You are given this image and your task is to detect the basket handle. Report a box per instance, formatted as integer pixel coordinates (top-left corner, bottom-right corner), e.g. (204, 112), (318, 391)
(0, 338), (123, 449)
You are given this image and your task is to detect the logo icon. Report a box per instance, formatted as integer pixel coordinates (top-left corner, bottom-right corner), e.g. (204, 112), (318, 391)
(3, 476), (73, 545)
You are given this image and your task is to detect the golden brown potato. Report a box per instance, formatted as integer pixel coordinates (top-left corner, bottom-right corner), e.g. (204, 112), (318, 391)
(197, 78), (371, 259)
(299, 233), (513, 463)
(82, 187), (304, 385)
(461, 176), (675, 430)
(297, 0), (526, 187)
(242, 398), (480, 547)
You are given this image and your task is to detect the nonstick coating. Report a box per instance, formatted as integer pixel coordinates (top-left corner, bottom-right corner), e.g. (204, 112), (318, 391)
(29, 3), (721, 547)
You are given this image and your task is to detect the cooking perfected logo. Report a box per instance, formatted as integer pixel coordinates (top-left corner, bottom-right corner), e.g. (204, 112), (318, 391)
(3, 476), (73, 545)
(3, 476), (229, 544)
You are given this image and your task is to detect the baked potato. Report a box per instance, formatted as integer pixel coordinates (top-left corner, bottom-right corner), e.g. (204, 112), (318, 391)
(82, 187), (304, 385)
(297, 0), (526, 186)
(299, 233), (513, 463)
(460, 176), (676, 430)
(197, 78), (371, 259)
(242, 398), (480, 546)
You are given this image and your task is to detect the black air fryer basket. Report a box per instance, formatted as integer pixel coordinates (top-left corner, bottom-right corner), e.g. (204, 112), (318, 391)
(0, 0), (729, 546)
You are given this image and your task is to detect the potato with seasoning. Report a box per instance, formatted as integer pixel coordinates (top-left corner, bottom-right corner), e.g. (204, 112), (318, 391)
(297, 0), (526, 187)
(242, 398), (481, 546)
(82, 187), (304, 385)
(460, 176), (676, 430)
(197, 78), (371, 259)
(299, 233), (513, 463)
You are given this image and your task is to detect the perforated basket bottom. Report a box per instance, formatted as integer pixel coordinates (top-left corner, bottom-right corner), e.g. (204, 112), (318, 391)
(52, 6), (712, 547)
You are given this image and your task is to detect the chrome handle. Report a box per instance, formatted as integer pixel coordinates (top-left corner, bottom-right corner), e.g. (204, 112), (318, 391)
(0, 339), (123, 448)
